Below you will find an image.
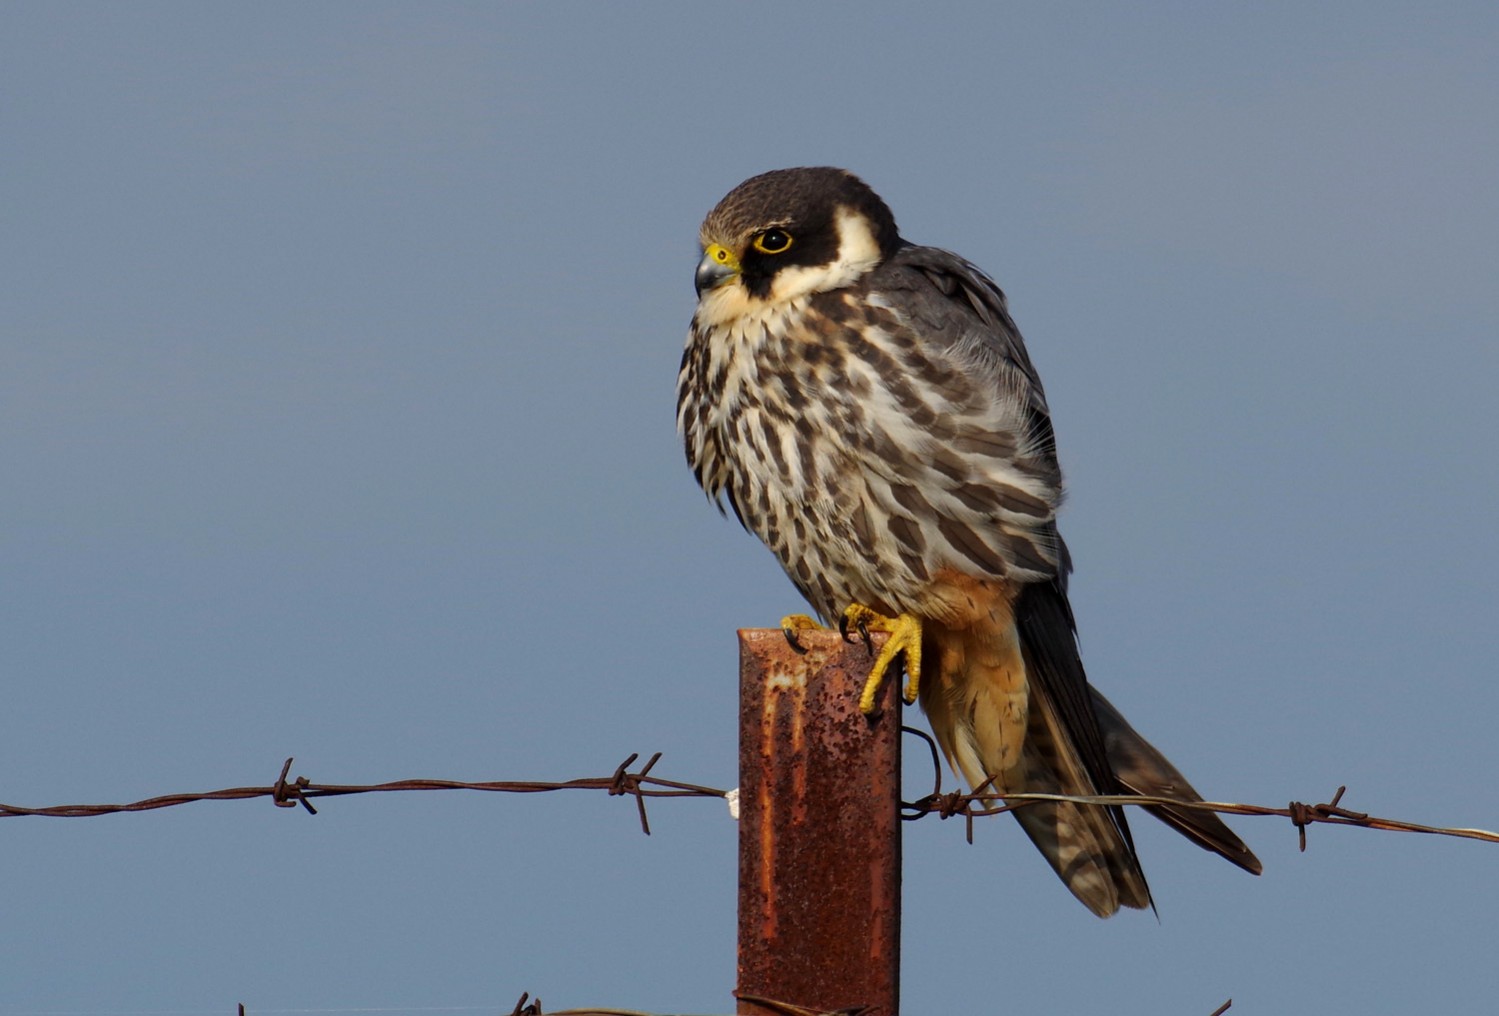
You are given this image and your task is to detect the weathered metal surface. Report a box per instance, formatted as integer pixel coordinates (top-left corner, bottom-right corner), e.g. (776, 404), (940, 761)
(736, 628), (902, 1016)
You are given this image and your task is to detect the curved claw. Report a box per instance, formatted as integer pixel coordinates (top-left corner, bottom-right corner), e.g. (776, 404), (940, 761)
(840, 604), (924, 715)
(779, 614), (823, 654)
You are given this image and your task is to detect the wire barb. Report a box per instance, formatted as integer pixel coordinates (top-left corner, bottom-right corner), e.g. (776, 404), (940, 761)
(2, 744), (1496, 856)
(607, 751), (664, 835)
(898, 731), (1499, 852)
(271, 757), (317, 815)
(0, 753), (728, 824)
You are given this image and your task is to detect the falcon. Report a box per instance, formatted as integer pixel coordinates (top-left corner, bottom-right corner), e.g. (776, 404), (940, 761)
(677, 167), (1260, 916)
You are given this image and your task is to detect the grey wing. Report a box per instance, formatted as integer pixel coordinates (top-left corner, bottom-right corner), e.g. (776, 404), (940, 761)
(871, 244), (1146, 883)
(859, 244), (1067, 582)
(882, 244), (1059, 469)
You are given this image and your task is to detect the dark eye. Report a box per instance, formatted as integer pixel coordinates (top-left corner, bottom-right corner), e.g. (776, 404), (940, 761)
(752, 228), (794, 255)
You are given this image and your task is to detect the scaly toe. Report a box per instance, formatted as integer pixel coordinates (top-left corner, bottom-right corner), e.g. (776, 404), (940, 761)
(779, 613), (823, 653)
(839, 605), (923, 715)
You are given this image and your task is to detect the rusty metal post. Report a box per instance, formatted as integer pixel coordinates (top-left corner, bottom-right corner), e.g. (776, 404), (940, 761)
(736, 628), (902, 1016)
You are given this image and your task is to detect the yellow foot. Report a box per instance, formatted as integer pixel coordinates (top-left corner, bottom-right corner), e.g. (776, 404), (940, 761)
(841, 604), (923, 714)
(779, 614), (824, 653)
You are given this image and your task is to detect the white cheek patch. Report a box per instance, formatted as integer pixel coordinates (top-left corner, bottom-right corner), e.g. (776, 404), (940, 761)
(835, 205), (884, 266)
(693, 205), (884, 326)
(767, 206), (883, 303)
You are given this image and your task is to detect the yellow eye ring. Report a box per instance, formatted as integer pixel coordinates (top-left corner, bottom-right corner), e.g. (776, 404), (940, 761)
(752, 228), (794, 255)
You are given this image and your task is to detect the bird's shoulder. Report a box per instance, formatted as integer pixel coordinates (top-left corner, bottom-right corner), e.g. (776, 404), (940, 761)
(830, 243), (1058, 466)
(851, 244), (1045, 388)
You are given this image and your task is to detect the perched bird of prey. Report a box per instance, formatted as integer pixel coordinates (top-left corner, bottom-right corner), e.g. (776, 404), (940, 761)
(677, 167), (1260, 916)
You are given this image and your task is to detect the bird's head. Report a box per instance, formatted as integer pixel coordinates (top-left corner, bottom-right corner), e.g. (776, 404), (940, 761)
(693, 167), (902, 324)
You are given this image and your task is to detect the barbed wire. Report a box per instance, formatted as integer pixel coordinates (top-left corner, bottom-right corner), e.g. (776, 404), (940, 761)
(896, 725), (1499, 851)
(0, 754), (726, 836)
(3, 742), (1497, 855)
(499, 989), (1230, 1016)
(504, 990), (877, 1016)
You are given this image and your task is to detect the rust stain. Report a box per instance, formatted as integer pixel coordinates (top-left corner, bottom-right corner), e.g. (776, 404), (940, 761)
(737, 629), (902, 1015)
(756, 777), (776, 938)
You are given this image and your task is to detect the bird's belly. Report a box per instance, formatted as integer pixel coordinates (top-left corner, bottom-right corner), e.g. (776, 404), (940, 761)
(733, 458), (938, 623)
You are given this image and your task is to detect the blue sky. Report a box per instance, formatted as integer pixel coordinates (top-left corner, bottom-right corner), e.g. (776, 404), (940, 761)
(3, 4), (1498, 1014)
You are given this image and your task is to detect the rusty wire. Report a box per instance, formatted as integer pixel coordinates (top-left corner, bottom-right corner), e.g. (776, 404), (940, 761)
(0, 753), (728, 836)
(506, 991), (872, 1016)
(502, 989), (1218, 1016)
(3, 742), (1497, 854)
(898, 724), (1499, 851)
(905, 782), (1499, 850)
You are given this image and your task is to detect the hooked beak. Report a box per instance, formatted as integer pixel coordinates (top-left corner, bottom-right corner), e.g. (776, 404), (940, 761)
(695, 243), (740, 296)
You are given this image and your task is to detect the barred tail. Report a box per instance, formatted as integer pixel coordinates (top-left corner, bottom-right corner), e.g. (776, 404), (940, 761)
(1008, 674), (1153, 916)
(921, 591), (1151, 917)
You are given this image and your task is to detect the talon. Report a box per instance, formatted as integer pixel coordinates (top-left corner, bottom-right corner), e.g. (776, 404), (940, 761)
(779, 614), (823, 654)
(840, 604), (924, 715)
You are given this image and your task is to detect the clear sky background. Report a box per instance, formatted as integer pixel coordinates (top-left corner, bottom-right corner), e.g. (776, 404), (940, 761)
(4, 5), (1498, 1014)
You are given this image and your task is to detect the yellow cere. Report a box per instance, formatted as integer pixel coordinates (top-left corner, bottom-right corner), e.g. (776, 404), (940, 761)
(704, 243), (739, 271)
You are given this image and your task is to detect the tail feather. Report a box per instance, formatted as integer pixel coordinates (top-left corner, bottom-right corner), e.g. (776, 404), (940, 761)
(1011, 678), (1153, 916)
(921, 595), (1151, 917)
(1092, 689), (1263, 876)
(1011, 578), (1153, 916)
(921, 573), (1257, 917)
(935, 682), (1148, 917)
